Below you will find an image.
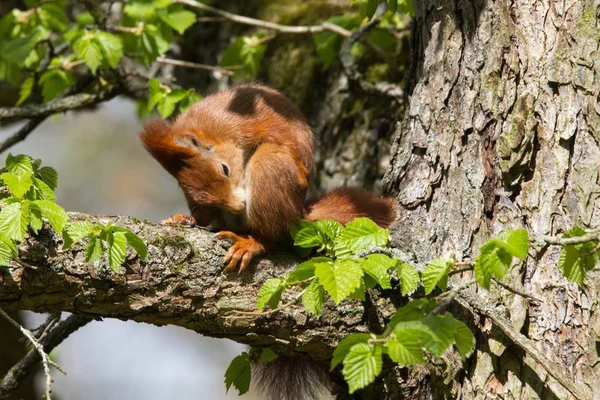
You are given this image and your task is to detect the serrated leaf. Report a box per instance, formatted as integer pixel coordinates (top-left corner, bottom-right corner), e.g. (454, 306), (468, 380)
(360, 0), (379, 19)
(387, 334), (425, 365)
(495, 229), (529, 260)
(0, 232), (17, 267)
(314, 220), (344, 242)
(31, 200), (68, 234)
(453, 320), (475, 358)
(286, 257), (330, 285)
(474, 242), (512, 288)
(558, 245), (585, 286)
(224, 353), (251, 395)
(85, 237), (103, 262)
(258, 348), (278, 363)
(108, 231), (127, 271)
(37, 166), (58, 191)
(337, 218), (389, 254)
(73, 33), (103, 74)
(158, 9), (196, 34)
(5, 154), (33, 175)
(2, 27), (49, 65)
(397, 262), (420, 296)
(331, 333), (370, 371)
(257, 278), (285, 312)
(343, 342), (382, 394)
(302, 279), (325, 316)
(1, 171), (33, 199)
(16, 76), (33, 106)
(361, 255), (392, 289)
(32, 178), (55, 201)
(290, 220), (323, 249)
(383, 299), (436, 335)
(40, 68), (74, 102)
(422, 258), (452, 295)
(348, 278), (366, 301)
(315, 259), (363, 304)
(28, 208), (43, 234)
(96, 31), (123, 68)
(0, 201), (29, 241)
(157, 94), (178, 118)
(39, 2), (69, 31)
(63, 221), (94, 249)
(124, 231), (148, 261)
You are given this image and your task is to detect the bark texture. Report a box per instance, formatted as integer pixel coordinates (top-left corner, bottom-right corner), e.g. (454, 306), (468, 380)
(0, 213), (380, 365)
(383, 0), (600, 398)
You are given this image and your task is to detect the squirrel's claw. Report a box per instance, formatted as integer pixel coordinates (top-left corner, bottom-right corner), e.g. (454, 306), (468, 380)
(215, 231), (265, 272)
(161, 214), (196, 225)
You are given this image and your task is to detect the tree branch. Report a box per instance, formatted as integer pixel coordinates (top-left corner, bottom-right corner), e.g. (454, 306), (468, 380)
(174, 0), (352, 37)
(0, 212), (368, 363)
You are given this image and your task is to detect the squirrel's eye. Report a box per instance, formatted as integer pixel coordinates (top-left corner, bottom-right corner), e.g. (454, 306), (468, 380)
(187, 135), (199, 147)
(221, 163), (230, 177)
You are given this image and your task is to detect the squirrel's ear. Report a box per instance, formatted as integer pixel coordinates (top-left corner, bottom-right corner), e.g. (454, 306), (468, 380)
(139, 119), (171, 145)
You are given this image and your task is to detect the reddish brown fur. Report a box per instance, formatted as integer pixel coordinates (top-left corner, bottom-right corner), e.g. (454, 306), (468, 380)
(140, 83), (397, 271)
(305, 187), (397, 228)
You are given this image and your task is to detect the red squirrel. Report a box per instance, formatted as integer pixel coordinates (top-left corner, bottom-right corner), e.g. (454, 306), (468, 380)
(140, 84), (396, 272)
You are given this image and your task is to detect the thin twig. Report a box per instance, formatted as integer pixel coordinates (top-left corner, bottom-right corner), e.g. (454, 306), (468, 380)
(0, 314), (92, 400)
(174, 0), (351, 37)
(339, 2), (404, 100)
(0, 118), (46, 154)
(491, 278), (542, 302)
(0, 309), (64, 400)
(535, 228), (600, 246)
(428, 279), (476, 316)
(156, 57), (235, 75)
(457, 290), (592, 400)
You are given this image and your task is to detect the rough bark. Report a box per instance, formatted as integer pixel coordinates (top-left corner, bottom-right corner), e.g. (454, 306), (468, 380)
(383, 0), (600, 399)
(0, 213), (378, 365)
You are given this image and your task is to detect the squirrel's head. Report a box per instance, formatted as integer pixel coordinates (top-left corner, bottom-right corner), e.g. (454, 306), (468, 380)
(139, 119), (247, 214)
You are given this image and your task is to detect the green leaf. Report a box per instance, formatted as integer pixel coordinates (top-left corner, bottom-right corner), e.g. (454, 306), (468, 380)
(383, 299), (436, 335)
(224, 353), (251, 395)
(73, 33), (103, 74)
(286, 257), (330, 285)
(0, 232), (17, 266)
(6, 154), (33, 175)
(302, 279), (325, 317)
(39, 2), (69, 31)
(258, 348), (278, 363)
(31, 200), (68, 234)
(331, 333), (370, 370)
(387, 0), (398, 13)
(289, 220), (323, 249)
(359, 0), (379, 19)
(85, 237), (103, 262)
(124, 231), (148, 261)
(108, 231), (127, 271)
(96, 32), (123, 68)
(348, 278), (366, 301)
(257, 278), (285, 312)
(343, 342), (383, 394)
(37, 166), (58, 191)
(360, 254), (393, 289)
(32, 178), (55, 201)
(315, 259), (363, 304)
(397, 262), (420, 296)
(337, 218), (389, 254)
(387, 334), (425, 365)
(558, 245), (585, 286)
(2, 27), (49, 65)
(1, 171), (33, 199)
(16, 76), (34, 106)
(313, 15), (361, 69)
(474, 242), (512, 289)
(0, 201), (30, 241)
(158, 9), (196, 34)
(422, 258), (452, 294)
(147, 79), (165, 109)
(28, 208), (43, 234)
(63, 221), (94, 249)
(397, 0), (415, 15)
(40, 69), (74, 102)
(453, 320), (475, 358)
(314, 219), (344, 242)
(495, 229), (529, 260)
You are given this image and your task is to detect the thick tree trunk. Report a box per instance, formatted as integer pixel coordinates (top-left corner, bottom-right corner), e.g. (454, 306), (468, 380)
(384, 0), (600, 398)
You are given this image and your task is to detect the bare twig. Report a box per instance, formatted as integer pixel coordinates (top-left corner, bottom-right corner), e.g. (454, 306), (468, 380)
(156, 57), (235, 75)
(534, 228), (600, 246)
(174, 0), (352, 37)
(339, 2), (404, 100)
(457, 290), (592, 400)
(0, 118), (46, 154)
(0, 314), (92, 400)
(491, 278), (541, 302)
(0, 308), (65, 400)
(428, 279), (476, 316)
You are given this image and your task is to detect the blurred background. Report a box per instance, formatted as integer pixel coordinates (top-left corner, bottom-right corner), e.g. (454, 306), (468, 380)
(0, 98), (259, 400)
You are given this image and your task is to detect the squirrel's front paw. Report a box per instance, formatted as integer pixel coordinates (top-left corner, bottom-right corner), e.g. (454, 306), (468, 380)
(161, 213), (196, 225)
(214, 231), (265, 272)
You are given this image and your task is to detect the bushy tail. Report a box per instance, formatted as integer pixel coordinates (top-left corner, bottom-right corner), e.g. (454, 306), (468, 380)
(253, 356), (333, 400)
(305, 187), (397, 227)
